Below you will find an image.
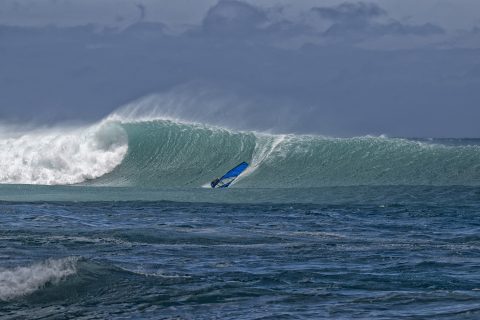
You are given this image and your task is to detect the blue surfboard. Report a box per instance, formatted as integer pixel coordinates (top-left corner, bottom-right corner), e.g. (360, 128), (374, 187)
(211, 162), (249, 188)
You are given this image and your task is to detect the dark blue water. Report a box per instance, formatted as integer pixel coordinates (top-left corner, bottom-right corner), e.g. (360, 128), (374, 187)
(1, 186), (480, 319)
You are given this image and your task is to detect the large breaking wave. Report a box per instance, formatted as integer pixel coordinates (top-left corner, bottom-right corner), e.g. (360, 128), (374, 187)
(91, 119), (480, 187)
(1, 115), (480, 187)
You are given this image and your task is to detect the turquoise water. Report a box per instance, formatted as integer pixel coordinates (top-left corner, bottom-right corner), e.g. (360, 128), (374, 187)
(91, 121), (480, 188)
(1, 119), (480, 319)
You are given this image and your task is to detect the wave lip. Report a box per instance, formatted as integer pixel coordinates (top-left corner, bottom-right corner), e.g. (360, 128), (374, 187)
(0, 257), (78, 301)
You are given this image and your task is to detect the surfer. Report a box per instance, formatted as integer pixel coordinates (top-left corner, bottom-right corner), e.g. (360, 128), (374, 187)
(211, 178), (220, 188)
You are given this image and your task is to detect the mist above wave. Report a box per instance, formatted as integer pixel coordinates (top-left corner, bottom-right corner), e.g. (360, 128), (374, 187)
(107, 83), (301, 134)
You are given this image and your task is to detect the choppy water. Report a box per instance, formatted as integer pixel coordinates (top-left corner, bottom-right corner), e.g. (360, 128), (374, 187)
(1, 186), (480, 319)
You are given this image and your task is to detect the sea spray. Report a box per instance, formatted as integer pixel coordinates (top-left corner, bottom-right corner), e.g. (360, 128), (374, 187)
(232, 133), (286, 185)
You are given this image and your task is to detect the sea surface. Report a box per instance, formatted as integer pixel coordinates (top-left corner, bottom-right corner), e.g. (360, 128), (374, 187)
(1, 117), (480, 319)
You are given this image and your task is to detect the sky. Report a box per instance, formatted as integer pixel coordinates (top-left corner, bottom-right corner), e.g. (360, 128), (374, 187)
(0, 0), (479, 137)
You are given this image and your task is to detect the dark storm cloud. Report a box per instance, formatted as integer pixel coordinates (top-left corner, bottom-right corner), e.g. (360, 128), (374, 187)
(201, 0), (268, 36)
(444, 25), (480, 49)
(195, 0), (312, 41)
(375, 22), (444, 36)
(0, 1), (478, 137)
(312, 2), (386, 21)
(312, 2), (444, 40)
(122, 22), (166, 39)
(323, 20), (444, 39)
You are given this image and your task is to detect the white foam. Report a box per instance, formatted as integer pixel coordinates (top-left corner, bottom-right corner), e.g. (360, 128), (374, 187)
(0, 257), (78, 301)
(232, 134), (286, 185)
(0, 121), (128, 185)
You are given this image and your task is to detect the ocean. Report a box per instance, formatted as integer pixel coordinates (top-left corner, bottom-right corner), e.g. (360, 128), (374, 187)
(1, 116), (480, 319)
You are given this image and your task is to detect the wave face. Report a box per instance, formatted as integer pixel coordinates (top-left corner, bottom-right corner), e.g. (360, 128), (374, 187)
(89, 119), (480, 187)
(92, 120), (257, 187)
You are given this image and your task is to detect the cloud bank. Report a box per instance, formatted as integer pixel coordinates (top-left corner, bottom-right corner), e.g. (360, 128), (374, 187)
(0, 0), (479, 137)
(313, 2), (444, 41)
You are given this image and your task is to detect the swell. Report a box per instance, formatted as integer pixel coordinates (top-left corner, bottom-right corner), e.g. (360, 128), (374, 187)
(89, 119), (480, 187)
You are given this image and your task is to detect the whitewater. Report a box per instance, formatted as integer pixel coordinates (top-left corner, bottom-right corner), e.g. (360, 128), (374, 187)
(0, 121), (127, 185)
